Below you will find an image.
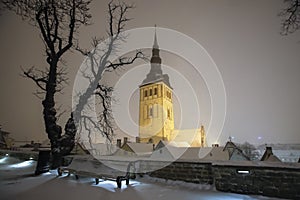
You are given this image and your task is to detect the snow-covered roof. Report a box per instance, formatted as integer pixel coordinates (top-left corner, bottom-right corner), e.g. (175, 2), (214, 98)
(81, 142), (118, 156)
(264, 154), (282, 162)
(179, 147), (202, 160)
(154, 141), (230, 161)
(202, 147), (229, 161)
(261, 147), (281, 162)
(196, 147), (213, 159)
(125, 143), (154, 155)
(154, 140), (186, 159)
(172, 129), (201, 147)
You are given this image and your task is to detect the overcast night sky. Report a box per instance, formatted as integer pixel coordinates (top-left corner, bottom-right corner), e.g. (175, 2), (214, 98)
(0, 0), (299, 145)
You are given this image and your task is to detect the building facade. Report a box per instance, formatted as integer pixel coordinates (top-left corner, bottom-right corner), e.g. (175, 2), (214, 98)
(139, 30), (175, 144)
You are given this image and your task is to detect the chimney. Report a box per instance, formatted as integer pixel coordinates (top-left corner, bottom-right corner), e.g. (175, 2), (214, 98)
(136, 137), (140, 143)
(266, 146), (272, 151)
(124, 137), (128, 145)
(117, 139), (121, 148)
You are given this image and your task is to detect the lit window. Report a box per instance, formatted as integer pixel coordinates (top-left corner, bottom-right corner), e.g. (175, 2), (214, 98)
(144, 105), (147, 119)
(149, 106), (153, 117)
(153, 104), (157, 118)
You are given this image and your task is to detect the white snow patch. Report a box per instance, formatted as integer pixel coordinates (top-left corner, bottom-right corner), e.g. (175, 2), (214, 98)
(0, 156), (285, 200)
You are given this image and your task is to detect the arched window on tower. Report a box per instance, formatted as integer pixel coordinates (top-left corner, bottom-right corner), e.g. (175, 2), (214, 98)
(154, 88), (157, 95)
(143, 105), (147, 119)
(153, 104), (157, 118)
(149, 105), (153, 118)
(167, 109), (170, 119)
(145, 90), (148, 97)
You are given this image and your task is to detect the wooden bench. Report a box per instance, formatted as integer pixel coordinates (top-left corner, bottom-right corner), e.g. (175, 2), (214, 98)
(57, 155), (136, 188)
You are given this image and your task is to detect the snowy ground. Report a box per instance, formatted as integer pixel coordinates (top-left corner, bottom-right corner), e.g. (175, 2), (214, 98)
(0, 156), (285, 200)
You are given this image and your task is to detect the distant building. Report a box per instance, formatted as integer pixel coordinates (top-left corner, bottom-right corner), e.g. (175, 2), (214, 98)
(138, 29), (174, 144)
(150, 140), (249, 161)
(171, 126), (206, 147)
(260, 147), (281, 162)
(138, 28), (206, 147)
(114, 143), (154, 157)
(224, 141), (250, 161)
(257, 144), (300, 162)
(272, 150), (300, 163)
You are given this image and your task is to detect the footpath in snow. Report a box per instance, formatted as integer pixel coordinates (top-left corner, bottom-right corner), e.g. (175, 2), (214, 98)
(0, 156), (284, 200)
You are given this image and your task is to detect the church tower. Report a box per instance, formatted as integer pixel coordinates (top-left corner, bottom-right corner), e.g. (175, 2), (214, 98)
(139, 28), (175, 144)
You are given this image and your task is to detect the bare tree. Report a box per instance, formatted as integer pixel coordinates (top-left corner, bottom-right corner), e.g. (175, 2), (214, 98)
(2, 0), (144, 168)
(73, 1), (144, 149)
(238, 142), (259, 161)
(279, 0), (300, 35)
(2, 0), (92, 167)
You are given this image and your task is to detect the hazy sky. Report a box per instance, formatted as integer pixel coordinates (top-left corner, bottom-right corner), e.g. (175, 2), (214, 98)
(0, 0), (300, 145)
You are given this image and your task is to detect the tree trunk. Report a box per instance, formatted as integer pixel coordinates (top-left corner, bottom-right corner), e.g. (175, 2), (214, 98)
(42, 60), (77, 169)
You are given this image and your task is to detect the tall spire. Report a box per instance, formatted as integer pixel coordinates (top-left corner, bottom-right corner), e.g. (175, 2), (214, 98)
(151, 24), (161, 64)
(140, 25), (172, 88)
(153, 24), (159, 49)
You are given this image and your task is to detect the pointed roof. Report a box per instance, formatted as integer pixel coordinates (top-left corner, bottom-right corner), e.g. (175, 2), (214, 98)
(224, 141), (250, 160)
(261, 146), (281, 162)
(153, 24), (159, 49)
(140, 26), (172, 88)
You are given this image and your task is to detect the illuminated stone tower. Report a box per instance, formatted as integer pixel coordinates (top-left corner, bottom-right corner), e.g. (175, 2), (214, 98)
(139, 29), (174, 144)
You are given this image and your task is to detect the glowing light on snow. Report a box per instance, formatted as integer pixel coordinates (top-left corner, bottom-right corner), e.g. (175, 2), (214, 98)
(203, 197), (252, 200)
(9, 160), (35, 168)
(0, 157), (8, 164)
(92, 180), (141, 192)
(40, 172), (52, 176)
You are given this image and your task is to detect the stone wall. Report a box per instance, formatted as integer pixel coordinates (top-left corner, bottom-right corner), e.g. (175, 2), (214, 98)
(147, 161), (213, 184)
(2, 150), (299, 199)
(213, 164), (300, 199)
(146, 160), (300, 199)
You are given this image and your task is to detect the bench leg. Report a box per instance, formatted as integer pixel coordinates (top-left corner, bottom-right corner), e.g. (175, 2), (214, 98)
(57, 168), (62, 176)
(116, 177), (122, 188)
